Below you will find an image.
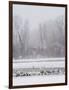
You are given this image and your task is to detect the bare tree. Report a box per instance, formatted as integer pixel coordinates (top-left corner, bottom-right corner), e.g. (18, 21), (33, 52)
(13, 16), (23, 59)
(13, 16), (30, 59)
(22, 20), (29, 56)
(55, 16), (65, 57)
(39, 23), (43, 50)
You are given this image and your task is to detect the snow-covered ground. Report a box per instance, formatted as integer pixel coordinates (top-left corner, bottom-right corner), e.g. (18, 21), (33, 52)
(13, 58), (65, 68)
(13, 57), (65, 62)
(13, 75), (65, 86)
(13, 58), (65, 86)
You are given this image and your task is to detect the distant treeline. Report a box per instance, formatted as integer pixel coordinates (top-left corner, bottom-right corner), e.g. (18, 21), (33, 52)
(13, 16), (65, 59)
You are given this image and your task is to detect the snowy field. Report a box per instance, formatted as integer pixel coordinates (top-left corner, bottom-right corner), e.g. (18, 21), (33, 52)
(13, 58), (65, 68)
(13, 75), (65, 86)
(13, 58), (65, 86)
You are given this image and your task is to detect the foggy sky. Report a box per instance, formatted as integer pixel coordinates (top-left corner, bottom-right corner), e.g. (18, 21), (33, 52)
(13, 4), (65, 30)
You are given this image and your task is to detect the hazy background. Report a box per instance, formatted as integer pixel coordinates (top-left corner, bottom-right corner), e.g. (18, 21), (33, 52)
(13, 4), (65, 59)
(13, 4), (65, 29)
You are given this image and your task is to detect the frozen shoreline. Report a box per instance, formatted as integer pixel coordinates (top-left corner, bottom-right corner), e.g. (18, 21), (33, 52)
(13, 57), (65, 62)
(13, 58), (65, 68)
